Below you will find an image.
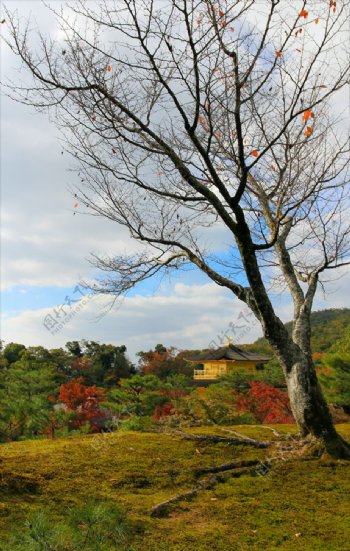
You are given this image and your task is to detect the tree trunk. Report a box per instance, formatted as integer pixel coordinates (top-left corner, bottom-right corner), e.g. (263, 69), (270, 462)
(233, 208), (349, 458)
(279, 350), (350, 458)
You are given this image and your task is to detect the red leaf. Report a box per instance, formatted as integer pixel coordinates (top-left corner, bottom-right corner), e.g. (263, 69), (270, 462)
(74, 202), (78, 208)
(301, 110), (315, 122)
(299, 9), (308, 19)
(107, 65), (112, 72)
(235, 381), (294, 424)
(252, 150), (259, 158)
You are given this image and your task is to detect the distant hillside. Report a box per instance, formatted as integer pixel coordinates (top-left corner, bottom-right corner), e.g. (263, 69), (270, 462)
(242, 308), (350, 355)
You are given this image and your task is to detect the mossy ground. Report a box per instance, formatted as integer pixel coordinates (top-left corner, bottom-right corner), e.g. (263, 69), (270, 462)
(1, 424), (350, 551)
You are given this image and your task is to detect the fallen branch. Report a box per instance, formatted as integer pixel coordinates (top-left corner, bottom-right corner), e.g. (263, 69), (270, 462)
(151, 462), (263, 518)
(195, 459), (261, 476)
(173, 430), (270, 448)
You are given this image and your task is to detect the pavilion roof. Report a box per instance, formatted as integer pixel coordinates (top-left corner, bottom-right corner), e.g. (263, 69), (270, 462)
(187, 344), (270, 363)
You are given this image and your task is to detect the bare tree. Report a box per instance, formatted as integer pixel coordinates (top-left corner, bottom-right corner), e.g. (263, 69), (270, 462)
(3, 0), (350, 457)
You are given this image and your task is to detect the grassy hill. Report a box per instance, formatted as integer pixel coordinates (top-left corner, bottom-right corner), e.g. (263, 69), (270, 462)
(241, 308), (350, 355)
(1, 425), (350, 551)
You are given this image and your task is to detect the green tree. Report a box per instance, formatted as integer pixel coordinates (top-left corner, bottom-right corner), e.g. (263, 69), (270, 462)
(80, 341), (135, 387)
(106, 374), (163, 419)
(320, 352), (350, 408)
(2, 342), (26, 364)
(0, 347), (57, 441)
(330, 325), (350, 354)
(65, 340), (83, 358)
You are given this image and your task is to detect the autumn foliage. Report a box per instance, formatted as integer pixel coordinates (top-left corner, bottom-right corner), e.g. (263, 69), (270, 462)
(152, 389), (185, 421)
(138, 347), (192, 379)
(58, 378), (107, 431)
(235, 381), (294, 424)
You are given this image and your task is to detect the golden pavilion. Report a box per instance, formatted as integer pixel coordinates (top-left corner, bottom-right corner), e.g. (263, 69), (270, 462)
(188, 340), (270, 381)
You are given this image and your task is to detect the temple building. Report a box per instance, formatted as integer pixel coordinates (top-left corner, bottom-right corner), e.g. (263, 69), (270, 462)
(188, 340), (270, 382)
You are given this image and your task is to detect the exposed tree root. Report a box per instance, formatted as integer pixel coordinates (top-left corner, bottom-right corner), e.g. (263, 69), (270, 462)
(151, 460), (262, 518)
(242, 425), (281, 437)
(172, 430), (270, 449)
(297, 434), (350, 460)
(219, 428), (268, 442)
(151, 431), (350, 517)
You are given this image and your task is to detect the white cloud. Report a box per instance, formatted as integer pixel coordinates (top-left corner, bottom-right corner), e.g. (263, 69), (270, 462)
(1, 272), (349, 363)
(0, 283), (264, 361)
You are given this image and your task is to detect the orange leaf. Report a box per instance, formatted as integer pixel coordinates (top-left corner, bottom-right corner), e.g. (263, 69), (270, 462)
(252, 150), (259, 158)
(107, 65), (112, 72)
(304, 126), (313, 137)
(302, 110), (315, 122)
(218, 9), (224, 17)
(271, 164), (276, 171)
(275, 50), (282, 58)
(299, 9), (308, 19)
(74, 202), (78, 208)
(315, 18), (319, 24)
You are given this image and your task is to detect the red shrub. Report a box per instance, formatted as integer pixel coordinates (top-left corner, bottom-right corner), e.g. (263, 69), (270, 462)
(153, 402), (175, 421)
(235, 381), (294, 424)
(58, 378), (107, 431)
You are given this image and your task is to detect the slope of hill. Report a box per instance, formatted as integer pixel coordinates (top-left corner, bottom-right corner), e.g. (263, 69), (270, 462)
(1, 425), (350, 550)
(242, 308), (350, 355)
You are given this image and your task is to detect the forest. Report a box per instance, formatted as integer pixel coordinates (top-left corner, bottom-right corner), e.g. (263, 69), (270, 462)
(1, 309), (349, 443)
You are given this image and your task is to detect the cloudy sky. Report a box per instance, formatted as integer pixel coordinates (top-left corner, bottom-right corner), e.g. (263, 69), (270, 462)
(1, 1), (350, 362)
